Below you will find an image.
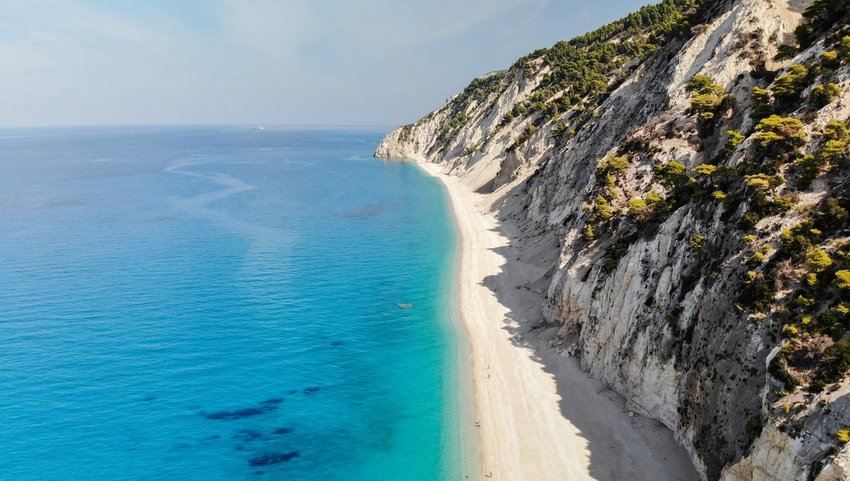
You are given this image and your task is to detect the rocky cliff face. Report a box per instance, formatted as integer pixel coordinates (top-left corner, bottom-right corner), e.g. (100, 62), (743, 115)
(376, 0), (850, 479)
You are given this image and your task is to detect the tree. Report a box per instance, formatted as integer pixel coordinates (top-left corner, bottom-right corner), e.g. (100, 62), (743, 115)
(607, 155), (630, 173)
(821, 50), (839, 68)
(819, 140), (847, 164)
(834, 270), (850, 289)
(772, 65), (809, 103)
(686, 75), (727, 121)
(754, 115), (806, 153)
(725, 130), (746, 155)
(805, 247), (833, 272)
(824, 120), (849, 142)
(594, 196), (614, 219)
(811, 83), (841, 108)
(690, 93), (724, 120)
(687, 75), (724, 95)
(656, 161), (687, 186)
(752, 86), (772, 104)
(694, 163), (717, 176)
(745, 173), (781, 191)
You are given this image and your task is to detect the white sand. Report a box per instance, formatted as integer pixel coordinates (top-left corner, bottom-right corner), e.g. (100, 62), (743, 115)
(416, 160), (699, 481)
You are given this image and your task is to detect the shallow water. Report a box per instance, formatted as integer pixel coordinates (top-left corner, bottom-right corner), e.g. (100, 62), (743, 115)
(0, 126), (463, 480)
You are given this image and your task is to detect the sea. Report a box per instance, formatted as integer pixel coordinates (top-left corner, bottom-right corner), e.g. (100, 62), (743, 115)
(0, 126), (468, 480)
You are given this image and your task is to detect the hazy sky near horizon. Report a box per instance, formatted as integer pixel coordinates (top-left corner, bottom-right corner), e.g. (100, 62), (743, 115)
(1, 0), (652, 127)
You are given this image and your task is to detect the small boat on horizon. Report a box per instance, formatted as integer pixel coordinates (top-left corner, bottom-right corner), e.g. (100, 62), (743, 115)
(252, 124), (265, 131)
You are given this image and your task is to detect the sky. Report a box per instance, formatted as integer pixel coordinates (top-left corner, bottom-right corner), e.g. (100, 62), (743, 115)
(0, 0), (653, 127)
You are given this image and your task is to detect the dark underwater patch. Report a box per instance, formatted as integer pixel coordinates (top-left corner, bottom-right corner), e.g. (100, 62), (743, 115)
(248, 451), (300, 467)
(303, 387), (321, 394)
(204, 396), (285, 421)
(273, 427), (294, 435)
(204, 407), (265, 420)
(259, 398), (284, 409)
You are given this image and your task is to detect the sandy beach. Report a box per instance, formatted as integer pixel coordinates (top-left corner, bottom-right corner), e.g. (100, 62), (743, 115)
(416, 159), (698, 481)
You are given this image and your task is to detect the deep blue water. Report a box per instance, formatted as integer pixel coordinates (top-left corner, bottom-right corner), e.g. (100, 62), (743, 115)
(0, 126), (463, 480)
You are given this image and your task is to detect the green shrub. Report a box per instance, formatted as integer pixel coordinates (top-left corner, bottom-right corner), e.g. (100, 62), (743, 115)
(602, 232), (638, 271)
(805, 247), (833, 272)
(792, 294), (816, 309)
(745, 173), (782, 191)
(686, 75), (729, 121)
(687, 75), (724, 95)
(690, 233), (707, 250)
(656, 161), (688, 186)
(838, 427), (850, 444)
(771, 195), (796, 212)
(740, 271), (773, 310)
(811, 83), (841, 108)
(594, 196), (614, 219)
(818, 197), (849, 226)
(712, 190), (727, 200)
(646, 191), (664, 205)
(607, 155), (630, 173)
(816, 340), (850, 387)
(753, 115), (806, 153)
(771, 65), (809, 103)
(753, 86), (772, 104)
(774, 44), (798, 61)
(690, 94), (724, 120)
(740, 212), (761, 230)
(821, 50), (839, 68)
(795, 154), (821, 188)
(507, 123), (539, 151)
(628, 198), (648, 215)
(824, 120), (849, 141)
(834, 270), (850, 289)
(724, 130), (746, 156)
(797, 0), (850, 45)
(750, 251), (766, 263)
(819, 139), (847, 164)
(694, 163), (717, 176)
(712, 165), (739, 187)
(751, 86), (774, 119)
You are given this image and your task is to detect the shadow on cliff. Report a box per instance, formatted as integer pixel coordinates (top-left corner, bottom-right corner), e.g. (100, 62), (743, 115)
(473, 184), (697, 481)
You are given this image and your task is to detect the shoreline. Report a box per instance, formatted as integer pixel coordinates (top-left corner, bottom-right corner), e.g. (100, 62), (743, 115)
(413, 158), (699, 480)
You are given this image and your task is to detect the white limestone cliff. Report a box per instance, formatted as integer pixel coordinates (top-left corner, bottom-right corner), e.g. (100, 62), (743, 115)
(376, 0), (850, 479)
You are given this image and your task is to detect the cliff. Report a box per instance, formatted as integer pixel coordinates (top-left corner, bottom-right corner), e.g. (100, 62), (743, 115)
(376, 0), (850, 479)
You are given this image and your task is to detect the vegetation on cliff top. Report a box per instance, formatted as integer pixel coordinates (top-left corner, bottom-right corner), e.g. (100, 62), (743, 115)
(428, 0), (713, 152)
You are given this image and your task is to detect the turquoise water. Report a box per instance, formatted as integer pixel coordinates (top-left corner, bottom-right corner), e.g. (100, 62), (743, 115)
(0, 126), (464, 480)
